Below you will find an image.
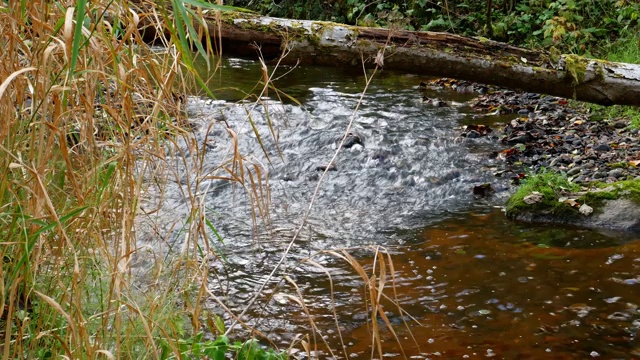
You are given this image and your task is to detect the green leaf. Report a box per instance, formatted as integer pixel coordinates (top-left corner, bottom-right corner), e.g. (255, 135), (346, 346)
(69, 0), (88, 78)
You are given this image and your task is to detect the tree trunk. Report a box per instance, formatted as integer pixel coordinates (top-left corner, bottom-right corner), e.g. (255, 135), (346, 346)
(201, 12), (640, 107)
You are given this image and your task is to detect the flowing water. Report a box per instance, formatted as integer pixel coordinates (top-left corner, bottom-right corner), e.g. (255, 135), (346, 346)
(136, 58), (640, 358)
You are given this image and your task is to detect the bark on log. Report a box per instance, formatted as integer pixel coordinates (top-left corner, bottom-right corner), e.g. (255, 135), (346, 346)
(201, 12), (640, 107)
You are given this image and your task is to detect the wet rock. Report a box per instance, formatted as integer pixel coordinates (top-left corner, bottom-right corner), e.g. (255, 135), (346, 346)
(315, 164), (337, 172)
(473, 183), (495, 197)
(509, 198), (640, 232)
(466, 130), (482, 139)
(342, 132), (364, 149)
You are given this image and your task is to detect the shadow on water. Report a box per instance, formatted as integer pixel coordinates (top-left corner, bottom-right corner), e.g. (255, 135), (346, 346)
(142, 57), (640, 358)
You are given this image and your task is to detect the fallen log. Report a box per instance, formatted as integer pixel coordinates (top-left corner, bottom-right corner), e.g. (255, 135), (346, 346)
(200, 12), (640, 107)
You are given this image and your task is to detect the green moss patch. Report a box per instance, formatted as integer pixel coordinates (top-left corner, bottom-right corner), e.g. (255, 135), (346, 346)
(580, 179), (640, 207)
(506, 170), (640, 220)
(506, 170), (581, 217)
(564, 54), (588, 85)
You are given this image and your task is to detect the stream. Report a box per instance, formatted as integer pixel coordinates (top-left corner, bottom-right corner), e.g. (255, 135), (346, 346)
(136, 58), (640, 358)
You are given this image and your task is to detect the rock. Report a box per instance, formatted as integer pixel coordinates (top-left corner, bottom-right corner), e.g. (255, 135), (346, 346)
(342, 132), (364, 149)
(508, 198), (640, 232)
(594, 143), (611, 152)
(608, 168), (624, 178)
(315, 164), (337, 172)
(473, 183), (495, 197)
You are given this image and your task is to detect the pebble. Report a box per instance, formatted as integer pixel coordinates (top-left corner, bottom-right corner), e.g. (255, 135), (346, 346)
(429, 79), (640, 185)
(567, 167), (581, 176)
(608, 168), (624, 178)
(594, 143), (611, 152)
(481, 92), (639, 184)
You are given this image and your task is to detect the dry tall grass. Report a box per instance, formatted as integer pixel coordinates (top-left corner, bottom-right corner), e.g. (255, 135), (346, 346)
(0, 0), (214, 357)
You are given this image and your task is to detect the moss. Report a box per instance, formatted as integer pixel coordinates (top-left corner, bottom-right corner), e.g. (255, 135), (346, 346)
(564, 54), (588, 85)
(607, 161), (630, 169)
(507, 171), (640, 220)
(580, 179), (640, 206)
(506, 170), (581, 217)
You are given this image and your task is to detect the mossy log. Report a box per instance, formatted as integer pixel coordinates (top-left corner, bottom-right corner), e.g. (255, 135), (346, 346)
(199, 12), (640, 107)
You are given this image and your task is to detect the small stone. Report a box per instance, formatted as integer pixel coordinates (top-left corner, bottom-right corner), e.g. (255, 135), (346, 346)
(567, 167), (581, 176)
(608, 168), (624, 178)
(465, 130), (482, 139)
(594, 143), (611, 152)
(572, 175), (586, 183)
(613, 120), (627, 129)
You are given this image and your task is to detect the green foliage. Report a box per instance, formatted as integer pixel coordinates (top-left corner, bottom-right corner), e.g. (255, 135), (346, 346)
(237, 0), (640, 56)
(159, 334), (286, 360)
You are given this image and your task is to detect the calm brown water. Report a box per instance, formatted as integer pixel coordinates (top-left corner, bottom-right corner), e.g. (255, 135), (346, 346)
(208, 207), (640, 359)
(334, 209), (640, 359)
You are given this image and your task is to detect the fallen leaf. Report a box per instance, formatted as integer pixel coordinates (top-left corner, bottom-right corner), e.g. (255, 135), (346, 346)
(630, 160), (640, 167)
(560, 198), (581, 207)
(524, 191), (543, 204)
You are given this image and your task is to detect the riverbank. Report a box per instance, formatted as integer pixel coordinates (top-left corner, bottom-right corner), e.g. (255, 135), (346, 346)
(425, 79), (640, 232)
